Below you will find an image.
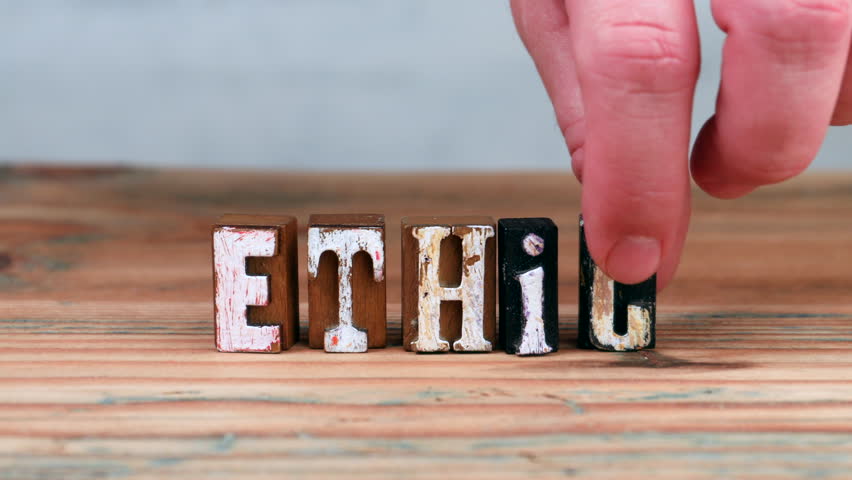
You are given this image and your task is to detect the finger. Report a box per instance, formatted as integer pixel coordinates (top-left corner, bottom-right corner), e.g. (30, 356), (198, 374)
(833, 40), (852, 125)
(692, 0), (852, 198)
(511, 0), (587, 181)
(566, 0), (700, 288)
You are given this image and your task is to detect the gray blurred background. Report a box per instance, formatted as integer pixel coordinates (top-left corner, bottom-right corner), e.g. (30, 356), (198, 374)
(0, 1), (849, 171)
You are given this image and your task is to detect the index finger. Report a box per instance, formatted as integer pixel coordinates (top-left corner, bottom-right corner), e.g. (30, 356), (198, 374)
(567, 0), (700, 287)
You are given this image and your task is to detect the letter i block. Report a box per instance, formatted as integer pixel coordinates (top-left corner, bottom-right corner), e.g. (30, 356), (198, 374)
(402, 216), (496, 353)
(498, 218), (559, 355)
(578, 216), (655, 351)
(308, 214), (386, 352)
(212, 215), (299, 353)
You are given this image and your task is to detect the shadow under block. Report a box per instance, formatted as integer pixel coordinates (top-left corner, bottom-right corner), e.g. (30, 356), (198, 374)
(578, 217), (655, 351)
(212, 214), (299, 353)
(498, 218), (559, 355)
(401, 216), (496, 353)
(308, 214), (386, 352)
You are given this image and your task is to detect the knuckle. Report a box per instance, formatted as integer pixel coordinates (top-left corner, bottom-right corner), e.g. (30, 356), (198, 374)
(584, 20), (699, 93)
(789, 0), (851, 22)
(750, 0), (852, 48)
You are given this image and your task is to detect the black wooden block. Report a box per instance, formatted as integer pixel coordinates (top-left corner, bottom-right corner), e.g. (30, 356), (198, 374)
(578, 216), (656, 351)
(498, 218), (559, 355)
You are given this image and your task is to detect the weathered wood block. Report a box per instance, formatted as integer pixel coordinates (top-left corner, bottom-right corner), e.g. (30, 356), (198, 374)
(402, 216), (496, 352)
(498, 218), (558, 355)
(308, 214), (386, 352)
(578, 216), (655, 351)
(212, 214), (299, 353)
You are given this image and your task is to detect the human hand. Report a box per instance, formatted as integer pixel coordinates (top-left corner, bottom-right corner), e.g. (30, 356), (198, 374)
(511, 0), (852, 289)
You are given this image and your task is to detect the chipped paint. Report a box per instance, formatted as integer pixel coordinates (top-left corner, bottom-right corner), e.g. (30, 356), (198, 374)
(590, 266), (652, 351)
(410, 226), (451, 352)
(522, 233), (545, 257)
(213, 227), (280, 353)
(516, 267), (552, 356)
(308, 227), (384, 353)
(410, 225), (493, 352)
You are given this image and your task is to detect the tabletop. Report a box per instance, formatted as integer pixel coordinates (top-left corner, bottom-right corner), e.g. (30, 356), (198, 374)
(0, 166), (850, 479)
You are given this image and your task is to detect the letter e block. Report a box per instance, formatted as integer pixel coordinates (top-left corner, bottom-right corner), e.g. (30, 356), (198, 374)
(212, 214), (299, 353)
(402, 216), (496, 353)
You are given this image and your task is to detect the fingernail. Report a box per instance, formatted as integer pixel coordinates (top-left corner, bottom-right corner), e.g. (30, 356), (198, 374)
(605, 235), (661, 285)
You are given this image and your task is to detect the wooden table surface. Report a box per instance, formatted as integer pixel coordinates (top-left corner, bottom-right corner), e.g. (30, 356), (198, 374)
(0, 166), (850, 479)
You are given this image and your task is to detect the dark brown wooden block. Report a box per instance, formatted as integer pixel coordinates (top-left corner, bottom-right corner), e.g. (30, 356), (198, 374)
(578, 216), (655, 351)
(308, 214), (386, 352)
(401, 216), (496, 353)
(498, 218), (559, 355)
(212, 214), (299, 353)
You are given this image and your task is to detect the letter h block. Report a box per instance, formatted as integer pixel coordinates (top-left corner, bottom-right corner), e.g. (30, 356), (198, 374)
(212, 214), (299, 353)
(402, 216), (496, 353)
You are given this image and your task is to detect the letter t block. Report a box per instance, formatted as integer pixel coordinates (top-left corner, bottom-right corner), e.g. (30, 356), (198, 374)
(308, 214), (387, 352)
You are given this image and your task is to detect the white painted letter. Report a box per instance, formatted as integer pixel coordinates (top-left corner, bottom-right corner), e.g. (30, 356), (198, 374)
(411, 225), (494, 352)
(308, 228), (384, 352)
(590, 268), (652, 351)
(516, 267), (552, 355)
(213, 227), (280, 353)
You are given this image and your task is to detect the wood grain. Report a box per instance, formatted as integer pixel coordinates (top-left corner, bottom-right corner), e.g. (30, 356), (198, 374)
(0, 166), (850, 479)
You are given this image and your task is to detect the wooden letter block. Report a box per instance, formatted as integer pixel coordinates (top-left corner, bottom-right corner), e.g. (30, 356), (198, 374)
(578, 216), (655, 351)
(308, 214), (386, 352)
(402, 216), (496, 353)
(498, 218), (558, 355)
(212, 214), (299, 353)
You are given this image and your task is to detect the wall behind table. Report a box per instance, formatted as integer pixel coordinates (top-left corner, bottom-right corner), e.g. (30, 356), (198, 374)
(1, 1), (849, 170)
